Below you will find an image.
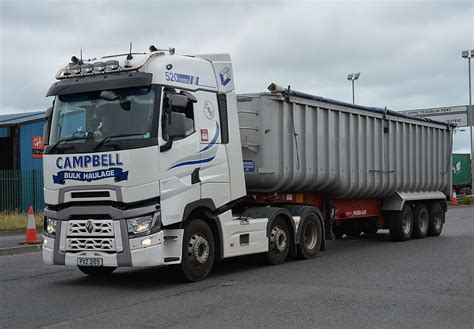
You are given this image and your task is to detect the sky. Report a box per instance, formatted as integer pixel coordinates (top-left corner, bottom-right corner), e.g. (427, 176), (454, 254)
(0, 0), (473, 152)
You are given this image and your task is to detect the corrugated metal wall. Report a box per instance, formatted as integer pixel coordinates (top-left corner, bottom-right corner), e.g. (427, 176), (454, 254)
(239, 94), (453, 198)
(0, 127), (8, 137)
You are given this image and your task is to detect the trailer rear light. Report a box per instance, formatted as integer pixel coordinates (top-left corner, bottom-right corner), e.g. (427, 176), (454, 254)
(105, 60), (119, 71)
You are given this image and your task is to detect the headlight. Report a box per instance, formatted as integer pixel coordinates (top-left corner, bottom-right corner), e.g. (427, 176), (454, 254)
(43, 217), (57, 237)
(127, 211), (161, 237)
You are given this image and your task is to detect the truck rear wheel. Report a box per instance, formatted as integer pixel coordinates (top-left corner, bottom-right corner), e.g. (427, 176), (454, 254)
(297, 214), (322, 259)
(427, 203), (444, 237)
(78, 266), (116, 277)
(389, 204), (413, 241)
(412, 204), (429, 238)
(266, 216), (290, 265)
(180, 219), (215, 282)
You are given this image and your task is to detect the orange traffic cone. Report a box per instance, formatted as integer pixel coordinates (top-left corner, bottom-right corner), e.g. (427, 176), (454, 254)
(451, 191), (457, 206)
(19, 206), (41, 244)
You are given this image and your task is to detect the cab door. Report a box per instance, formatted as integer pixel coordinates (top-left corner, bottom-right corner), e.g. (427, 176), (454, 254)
(195, 91), (230, 208)
(158, 88), (201, 226)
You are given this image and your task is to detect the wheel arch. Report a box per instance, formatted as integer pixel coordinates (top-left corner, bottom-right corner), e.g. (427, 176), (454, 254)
(179, 199), (224, 261)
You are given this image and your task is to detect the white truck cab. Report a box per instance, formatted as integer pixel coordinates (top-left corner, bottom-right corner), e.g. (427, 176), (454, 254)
(42, 48), (269, 281)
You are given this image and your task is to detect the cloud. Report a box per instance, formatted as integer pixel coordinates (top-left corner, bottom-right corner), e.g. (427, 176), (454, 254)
(0, 0), (472, 152)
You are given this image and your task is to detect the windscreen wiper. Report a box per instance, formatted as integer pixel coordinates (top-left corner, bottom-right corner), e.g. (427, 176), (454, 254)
(94, 133), (146, 151)
(48, 135), (93, 153)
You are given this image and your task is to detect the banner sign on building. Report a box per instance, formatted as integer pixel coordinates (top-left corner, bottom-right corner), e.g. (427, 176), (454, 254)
(32, 136), (44, 159)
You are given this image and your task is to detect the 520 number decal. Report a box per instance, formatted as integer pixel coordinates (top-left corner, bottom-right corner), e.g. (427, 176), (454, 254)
(165, 72), (178, 82)
(165, 72), (197, 85)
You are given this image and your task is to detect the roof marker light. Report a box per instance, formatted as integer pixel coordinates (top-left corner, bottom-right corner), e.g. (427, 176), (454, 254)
(93, 62), (106, 72)
(67, 64), (81, 75)
(105, 60), (119, 70)
(81, 63), (93, 73)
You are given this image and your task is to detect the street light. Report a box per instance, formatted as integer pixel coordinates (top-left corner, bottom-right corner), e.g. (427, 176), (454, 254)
(462, 49), (474, 195)
(347, 72), (360, 104)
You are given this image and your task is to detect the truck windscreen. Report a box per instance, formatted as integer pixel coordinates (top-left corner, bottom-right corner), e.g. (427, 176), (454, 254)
(46, 86), (159, 154)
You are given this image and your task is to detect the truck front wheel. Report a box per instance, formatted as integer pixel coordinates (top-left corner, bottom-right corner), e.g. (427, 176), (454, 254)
(180, 219), (215, 282)
(389, 204), (413, 241)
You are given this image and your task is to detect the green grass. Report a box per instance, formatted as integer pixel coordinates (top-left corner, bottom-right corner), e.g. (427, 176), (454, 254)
(461, 196), (472, 205)
(0, 212), (43, 232)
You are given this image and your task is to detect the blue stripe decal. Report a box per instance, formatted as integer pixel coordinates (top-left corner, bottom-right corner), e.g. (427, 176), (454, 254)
(200, 122), (220, 153)
(168, 155), (216, 170)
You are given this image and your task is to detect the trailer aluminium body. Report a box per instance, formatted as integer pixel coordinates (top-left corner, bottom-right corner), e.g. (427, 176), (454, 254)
(42, 47), (453, 281)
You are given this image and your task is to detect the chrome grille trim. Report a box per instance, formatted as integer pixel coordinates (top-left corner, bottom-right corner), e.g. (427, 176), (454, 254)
(67, 220), (114, 237)
(66, 238), (116, 252)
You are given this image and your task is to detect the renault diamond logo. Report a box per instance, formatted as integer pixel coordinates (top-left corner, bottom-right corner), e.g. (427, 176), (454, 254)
(86, 220), (94, 233)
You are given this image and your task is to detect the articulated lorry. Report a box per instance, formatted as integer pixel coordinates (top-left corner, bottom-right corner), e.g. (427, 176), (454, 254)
(42, 47), (453, 281)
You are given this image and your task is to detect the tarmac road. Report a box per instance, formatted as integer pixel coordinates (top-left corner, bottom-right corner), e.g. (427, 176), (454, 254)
(0, 206), (472, 328)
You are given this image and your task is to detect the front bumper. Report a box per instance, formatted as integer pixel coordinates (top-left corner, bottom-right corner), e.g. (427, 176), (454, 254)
(43, 231), (169, 267)
(42, 203), (183, 268)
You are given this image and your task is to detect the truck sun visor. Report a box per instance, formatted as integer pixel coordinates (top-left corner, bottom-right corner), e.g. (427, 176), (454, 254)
(46, 72), (153, 97)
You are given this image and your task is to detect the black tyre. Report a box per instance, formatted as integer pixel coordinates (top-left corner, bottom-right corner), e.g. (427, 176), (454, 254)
(333, 224), (344, 239)
(343, 221), (362, 237)
(427, 202), (444, 237)
(180, 219), (215, 282)
(412, 204), (429, 238)
(363, 221), (379, 235)
(78, 266), (116, 276)
(389, 204), (413, 241)
(266, 216), (290, 265)
(297, 214), (322, 259)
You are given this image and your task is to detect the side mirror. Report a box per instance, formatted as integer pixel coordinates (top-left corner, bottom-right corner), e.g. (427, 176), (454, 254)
(168, 112), (188, 138)
(43, 107), (53, 145)
(168, 94), (188, 109)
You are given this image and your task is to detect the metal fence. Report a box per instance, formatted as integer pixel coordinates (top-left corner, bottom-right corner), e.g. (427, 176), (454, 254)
(0, 170), (44, 213)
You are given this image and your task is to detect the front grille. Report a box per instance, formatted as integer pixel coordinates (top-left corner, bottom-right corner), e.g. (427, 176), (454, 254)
(66, 238), (115, 252)
(65, 219), (117, 253)
(67, 220), (114, 237)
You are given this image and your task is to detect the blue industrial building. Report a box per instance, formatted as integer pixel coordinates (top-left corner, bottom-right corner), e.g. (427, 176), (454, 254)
(0, 111), (47, 212)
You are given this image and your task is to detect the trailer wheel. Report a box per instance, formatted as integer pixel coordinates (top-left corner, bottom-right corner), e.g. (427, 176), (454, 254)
(412, 204), (429, 238)
(427, 203), (444, 237)
(266, 216), (290, 265)
(78, 266), (116, 277)
(343, 221), (361, 237)
(180, 219), (215, 282)
(389, 204), (413, 241)
(297, 214), (322, 259)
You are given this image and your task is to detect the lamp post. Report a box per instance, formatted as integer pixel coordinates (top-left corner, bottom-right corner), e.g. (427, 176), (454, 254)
(347, 72), (360, 104)
(462, 49), (474, 195)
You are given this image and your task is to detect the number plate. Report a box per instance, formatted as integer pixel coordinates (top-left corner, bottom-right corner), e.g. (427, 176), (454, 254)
(77, 257), (103, 267)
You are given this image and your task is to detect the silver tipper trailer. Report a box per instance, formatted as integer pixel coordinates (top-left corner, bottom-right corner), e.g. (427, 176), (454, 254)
(42, 46), (454, 281)
(238, 87), (453, 200)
